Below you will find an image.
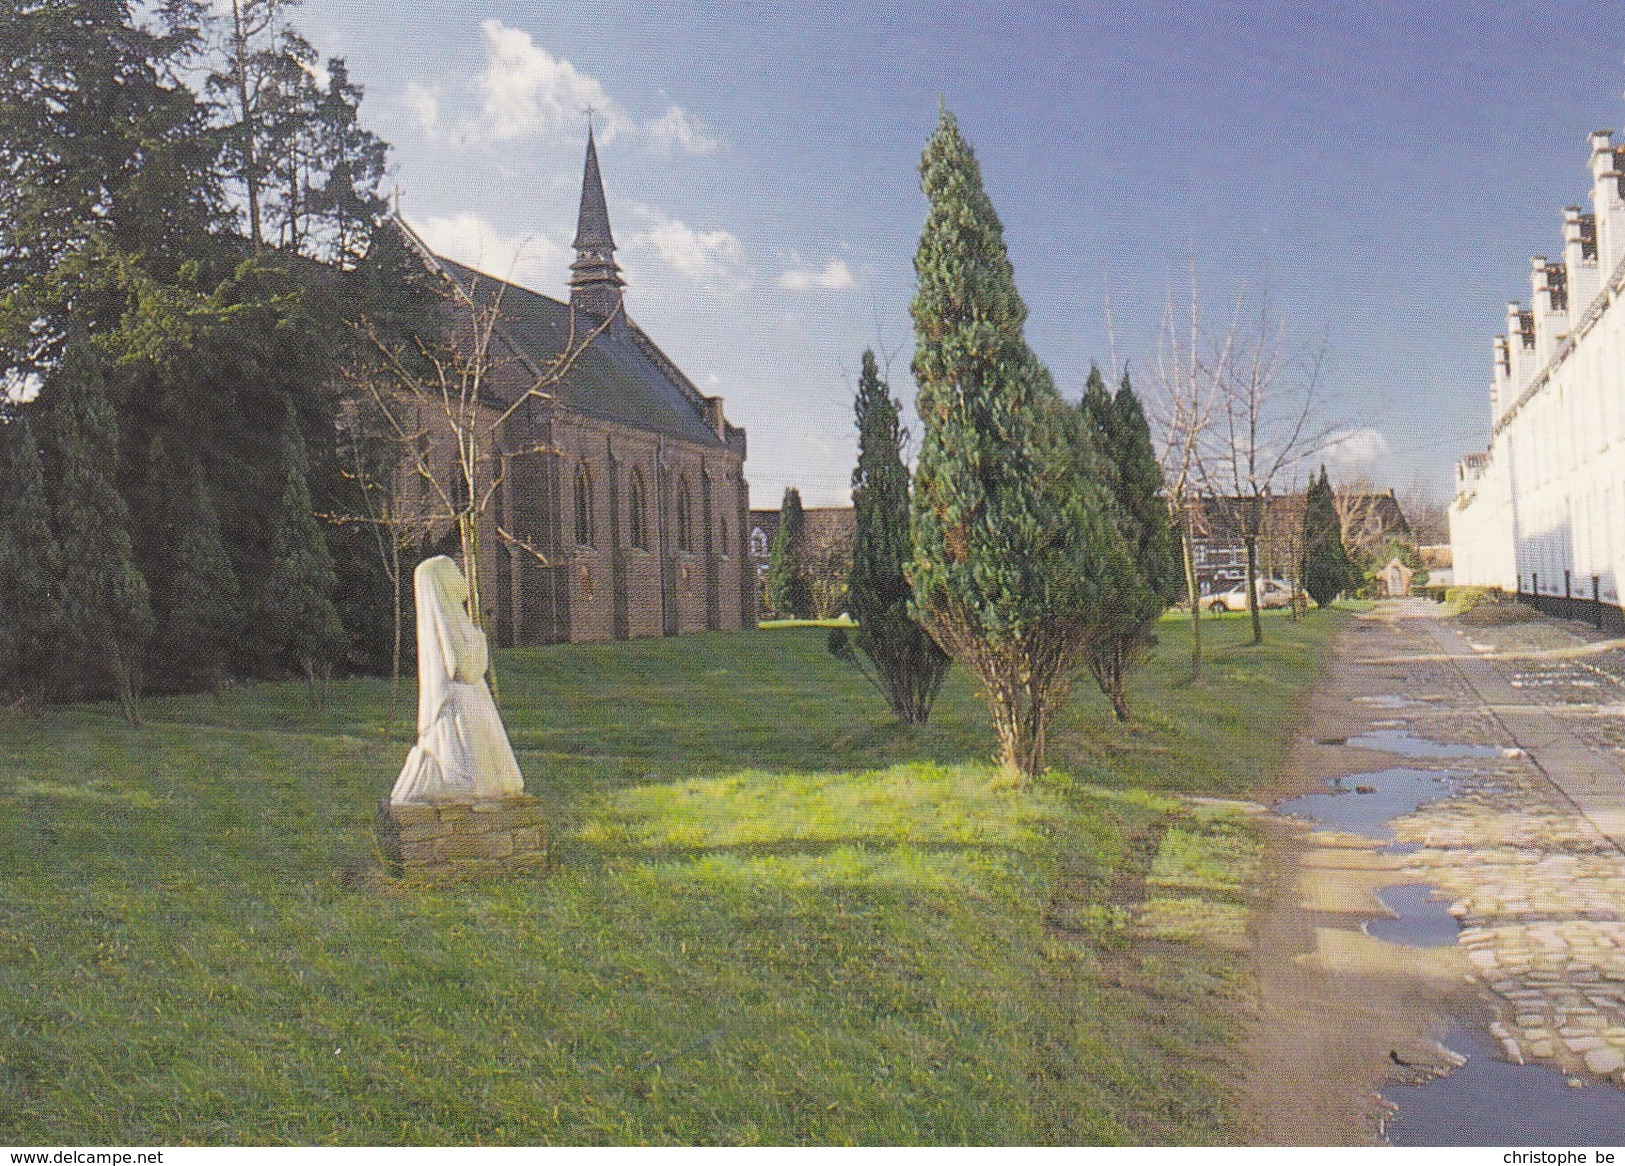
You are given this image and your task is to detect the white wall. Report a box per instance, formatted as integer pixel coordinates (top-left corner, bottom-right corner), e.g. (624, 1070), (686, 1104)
(1451, 130), (1625, 604)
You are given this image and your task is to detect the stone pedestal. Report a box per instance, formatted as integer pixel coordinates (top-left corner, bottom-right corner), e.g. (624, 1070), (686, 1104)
(376, 795), (547, 880)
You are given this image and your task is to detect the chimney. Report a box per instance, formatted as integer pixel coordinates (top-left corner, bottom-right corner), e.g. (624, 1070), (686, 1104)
(1564, 205), (1601, 311)
(1529, 255), (1568, 369)
(1590, 130), (1624, 276)
(1491, 334), (1511, 419)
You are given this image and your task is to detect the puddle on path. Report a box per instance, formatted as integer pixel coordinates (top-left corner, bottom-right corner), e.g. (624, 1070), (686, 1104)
(1364, 884), (1460, 948)
(1274, 768), (1458, 841)
(1342, 729), (1503, 760)
(1355, 693), (1425, 709)
(1384, 1027), (1625, 1144)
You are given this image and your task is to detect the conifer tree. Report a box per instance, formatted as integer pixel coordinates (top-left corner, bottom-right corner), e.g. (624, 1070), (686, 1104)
(1302, 466), (1356, 608)
(259, 402), (345, 705)
(767, 487), (812, 619)
(0, 416), (67, 708)
(909, 108), (1121, 779)
(1081, 366), (1181, 721)
(143, 436), (243, 691)
(833, 349), (951, 724)
(40, 340), (153, 725)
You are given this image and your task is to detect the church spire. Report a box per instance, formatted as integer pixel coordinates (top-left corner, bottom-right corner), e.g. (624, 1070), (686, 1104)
(569, 121), (624, 324)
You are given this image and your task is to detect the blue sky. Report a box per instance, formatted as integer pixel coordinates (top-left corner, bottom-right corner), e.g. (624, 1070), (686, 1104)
(299, 0), (1625, 507)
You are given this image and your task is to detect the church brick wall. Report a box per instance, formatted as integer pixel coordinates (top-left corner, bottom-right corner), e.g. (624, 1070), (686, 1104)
(394, 128), (751, 647)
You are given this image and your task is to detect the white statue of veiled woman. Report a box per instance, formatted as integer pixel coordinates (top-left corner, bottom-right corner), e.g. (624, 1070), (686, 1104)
(390, 555), (524, 804)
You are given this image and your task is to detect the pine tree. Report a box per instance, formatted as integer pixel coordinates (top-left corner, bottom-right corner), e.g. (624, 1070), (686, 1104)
(259, 402), (345, 705)
(909, 108), (1121, 779)
(307, 58), (389, 265)
(767, 487), (812, 619)
(40, 339), (153, 725)
(143, 436), (243, 691)
(0, 416), (68, 708)
(834, 349), (951, 724)
(1081, 366), (1181, 722)
(1302, 466), (1356, 608)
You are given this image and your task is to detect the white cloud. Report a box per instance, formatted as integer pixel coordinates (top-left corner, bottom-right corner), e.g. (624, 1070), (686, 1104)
(477, 20), (630, 142)
(303, 59), (332, 94)
(410, 212), (564, 291)
(645, 104), (721, 155)
(405, 82), (442, 132)
(1320, 426), (1391, 470)
(777, 259), (856, 292)
(630, 205), (746, 291)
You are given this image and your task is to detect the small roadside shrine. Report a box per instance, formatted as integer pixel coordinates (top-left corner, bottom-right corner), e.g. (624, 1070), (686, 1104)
(1378, 557), (1415, 598)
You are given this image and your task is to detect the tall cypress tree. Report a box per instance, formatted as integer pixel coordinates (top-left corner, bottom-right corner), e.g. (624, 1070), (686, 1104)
(0, 416), (68, 708)
(835, 349), (951, 724)
(1302, 466), (1356, 608)
(143, 435), (244, 691)
(259, 402), (345, 706)
(767, 487), (812, 619)
(1081, 366), (1182, 722)
(909, 108), (1121, 779)
(41, 339), (153, 725)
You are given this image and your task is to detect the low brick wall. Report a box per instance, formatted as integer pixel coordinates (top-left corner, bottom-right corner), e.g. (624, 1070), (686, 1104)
(376, 795), (547, 880)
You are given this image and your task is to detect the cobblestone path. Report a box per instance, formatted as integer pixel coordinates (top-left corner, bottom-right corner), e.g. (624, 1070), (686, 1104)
(1389, 607), (1625, 1081)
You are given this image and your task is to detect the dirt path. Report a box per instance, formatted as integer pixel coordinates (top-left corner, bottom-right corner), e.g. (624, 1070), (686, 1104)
(1239, 599), (1625, 1143)
(1240, 603), (1481, 1144)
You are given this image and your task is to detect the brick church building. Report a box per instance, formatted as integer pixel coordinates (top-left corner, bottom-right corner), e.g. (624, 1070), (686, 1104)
(394, 128), (752, 644)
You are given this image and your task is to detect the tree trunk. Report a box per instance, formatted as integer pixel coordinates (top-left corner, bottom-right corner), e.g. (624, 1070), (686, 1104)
(387, 532), (402, 739)
(1108, 686), (1131, 723)
(989, 685), (1049, 782)
(112, 644), (142, 728)
(1245, 534), (1263, 646)
(1021, 700), (1048, 776)
(1181, 527), (1202, 682)
(457, 507), (500, 704)
(231, 0), (263, 254)
(1089, 645), (1133, 723)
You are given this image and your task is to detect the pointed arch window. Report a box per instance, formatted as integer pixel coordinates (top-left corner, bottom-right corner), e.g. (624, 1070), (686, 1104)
(677, 477), (694, 553)
(628, 468), (649, 550)
(574, 463), (595, 547)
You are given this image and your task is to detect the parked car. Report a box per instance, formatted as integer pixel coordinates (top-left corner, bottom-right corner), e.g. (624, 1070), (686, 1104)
(1204, 578), (1298, 613)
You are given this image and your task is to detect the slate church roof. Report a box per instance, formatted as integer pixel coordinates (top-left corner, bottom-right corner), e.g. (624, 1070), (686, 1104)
(433, 257), (727, 448)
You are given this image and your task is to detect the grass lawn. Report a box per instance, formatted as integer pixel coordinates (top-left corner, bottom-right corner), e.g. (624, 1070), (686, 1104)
(0, 608), (1343, 1145)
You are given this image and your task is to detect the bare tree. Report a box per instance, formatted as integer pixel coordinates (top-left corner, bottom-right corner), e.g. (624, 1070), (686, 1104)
(803, 519), (853, 620)
(207, 0), (313, 254)
(324, 402), (419, 735)
(1148, 268), (1230, 680)
(1268, 468), (1310, 620)
(347, 218), (608, 691)
(1330, 474), (1385, 570)
(1394, 470), (1448, 546)
(1202, 288), (1332, 646)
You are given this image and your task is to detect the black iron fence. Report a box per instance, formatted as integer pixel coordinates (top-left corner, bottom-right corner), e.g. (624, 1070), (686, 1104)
(1515, 570), (1625, 634)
